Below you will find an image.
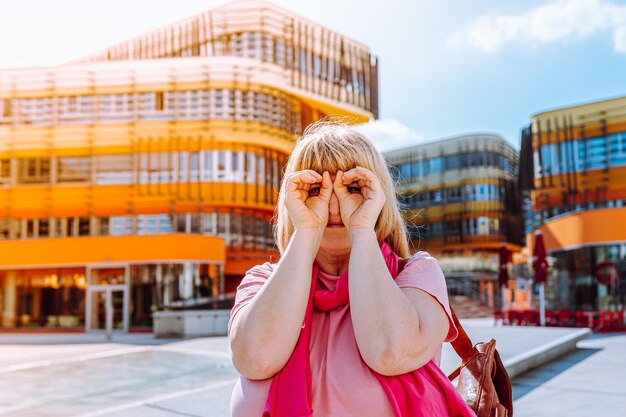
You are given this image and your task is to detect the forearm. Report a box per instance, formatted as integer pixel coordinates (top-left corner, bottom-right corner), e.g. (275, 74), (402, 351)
(230, 229), (321, 379)
(348, 229), (423, 373)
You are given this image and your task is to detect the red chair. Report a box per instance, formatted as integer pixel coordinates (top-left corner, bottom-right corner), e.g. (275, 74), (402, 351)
(545, 310), (558, 326)
(494, 309), (506, 326)
(575, 311), (588, 327)
(558, 310), (574, 327)
(508, 310), (522, 326)
(522, 310), (539, 326)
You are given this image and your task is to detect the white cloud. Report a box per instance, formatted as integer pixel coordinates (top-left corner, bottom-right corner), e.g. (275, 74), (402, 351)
(448, 0), (626, 54)
(354, 119), (425, 152)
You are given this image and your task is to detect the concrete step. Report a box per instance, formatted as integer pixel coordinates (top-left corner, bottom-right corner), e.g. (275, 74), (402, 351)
(450, 295), (494, 318)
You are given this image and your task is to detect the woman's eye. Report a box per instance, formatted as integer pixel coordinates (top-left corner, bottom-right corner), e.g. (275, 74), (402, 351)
(309, 187), (321, 196)
(348, 186), (361, 194)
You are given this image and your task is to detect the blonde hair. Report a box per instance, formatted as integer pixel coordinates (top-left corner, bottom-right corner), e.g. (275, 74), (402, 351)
(275, 120), (410, 258)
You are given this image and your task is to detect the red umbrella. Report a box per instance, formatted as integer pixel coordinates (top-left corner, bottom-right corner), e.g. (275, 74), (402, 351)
(498, 244), (510, 288)
(533, 232), (548, 285)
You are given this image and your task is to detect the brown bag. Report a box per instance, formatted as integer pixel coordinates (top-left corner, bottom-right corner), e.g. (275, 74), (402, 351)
(447, 309), (513, 417)
(396, 258), (513, 416)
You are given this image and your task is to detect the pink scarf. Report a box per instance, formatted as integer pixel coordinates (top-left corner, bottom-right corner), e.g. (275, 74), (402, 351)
(263, 242), (476, 417)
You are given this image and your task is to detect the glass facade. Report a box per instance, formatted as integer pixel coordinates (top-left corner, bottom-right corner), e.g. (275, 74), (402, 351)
(387, 138), (522, 253)
(0, 262), (221, 329)
(0, 212), (273, 249)
(0, 89), (300, 132)
(0, 150), (283, 187)
(534, 133), (626, 178)
(401, 183), (505, 208)
(395, 151), (516, 181)
(549, 244), (626, 311)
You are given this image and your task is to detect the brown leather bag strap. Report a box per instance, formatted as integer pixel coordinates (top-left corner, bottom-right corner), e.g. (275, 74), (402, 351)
(449, 308), (476, 361)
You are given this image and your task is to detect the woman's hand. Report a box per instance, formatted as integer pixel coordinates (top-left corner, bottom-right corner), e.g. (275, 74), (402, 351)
(333, 166), (386, 235)
(285, 170), (333, 232)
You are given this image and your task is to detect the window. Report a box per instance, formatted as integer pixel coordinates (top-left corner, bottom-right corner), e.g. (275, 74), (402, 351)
(217, 150), (230, 181)
(94, 155), (133, 184)
(0, 159), (11, 184)
(609, 133), (626, 167)
(586, 136), (607, 170)
(1, 99), (12, 118)
(140, 152), (171, 184)
(400, 163), (411, 180)
(446, 154), (462, 171)
(245, 152), (256, 184)
(110, 216), (133, 235)
(0, 219), (9, 239)
(476, 217), (489, 235)
(428, 157), (443, 175)
(17, 158), (50, 184)
(57, 156), (91, 183)
(137, 214), (173, 235)
(534, 149), (542, 178)
(38, 219), (50, 238)
(202, 150), (215, 181)
(78, 217), (90, 236)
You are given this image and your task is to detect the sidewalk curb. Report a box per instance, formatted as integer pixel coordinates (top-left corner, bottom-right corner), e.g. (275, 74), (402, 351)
(503, 328), (592, 379)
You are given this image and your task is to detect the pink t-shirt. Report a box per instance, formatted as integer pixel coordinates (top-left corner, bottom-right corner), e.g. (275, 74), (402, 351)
(229, 251), (457, 417)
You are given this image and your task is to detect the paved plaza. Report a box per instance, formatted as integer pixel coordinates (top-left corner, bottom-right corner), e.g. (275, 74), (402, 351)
(0, 322), (623, 416)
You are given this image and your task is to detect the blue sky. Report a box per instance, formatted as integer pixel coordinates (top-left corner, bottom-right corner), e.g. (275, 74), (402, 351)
(2, 0), (626, 150)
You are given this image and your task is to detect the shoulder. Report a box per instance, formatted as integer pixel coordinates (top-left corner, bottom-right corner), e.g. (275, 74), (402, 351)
(402, 251), (443, 275)
(244, 262), (276, 280)
(235, 262), (277, 291)
(395, 251), (446, 290)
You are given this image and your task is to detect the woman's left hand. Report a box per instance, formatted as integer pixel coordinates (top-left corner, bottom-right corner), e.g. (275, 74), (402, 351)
(333, 166), (386, 234)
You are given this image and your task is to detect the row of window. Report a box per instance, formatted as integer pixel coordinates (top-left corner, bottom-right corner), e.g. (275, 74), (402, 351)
(415, 217), (505, 239)
(394, 151), (516, 180)
(0, 212), (274, 249)
(0, 150), (284, 187)
(95, 30), (372, 107)
(400, 183), (507, 208)
(534, 132), (626, 177)
(212, 32), (369, 97)
(527, 198), (626, 230)
(0, 88), (300, 132)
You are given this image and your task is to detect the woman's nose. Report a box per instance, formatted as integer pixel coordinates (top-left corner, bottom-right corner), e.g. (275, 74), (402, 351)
(329, 192), (340, 215)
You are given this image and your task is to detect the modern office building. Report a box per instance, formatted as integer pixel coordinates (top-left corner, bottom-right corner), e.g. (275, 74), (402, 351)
(520, 96), (626, 313)
(384, 133), (523, 265)
(384, 134), (522, 310)
(0, 0), (378, 331)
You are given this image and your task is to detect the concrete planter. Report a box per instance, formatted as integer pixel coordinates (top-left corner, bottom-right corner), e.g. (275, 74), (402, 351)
(153, 309), (230, 338)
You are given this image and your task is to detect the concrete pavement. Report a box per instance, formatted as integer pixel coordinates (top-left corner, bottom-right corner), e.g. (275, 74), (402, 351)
(513, 333), (626, 417)
(0, 322), (600, 416)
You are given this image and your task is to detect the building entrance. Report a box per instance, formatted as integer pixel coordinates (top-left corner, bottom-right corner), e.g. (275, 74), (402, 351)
(85, 265), (129, 335)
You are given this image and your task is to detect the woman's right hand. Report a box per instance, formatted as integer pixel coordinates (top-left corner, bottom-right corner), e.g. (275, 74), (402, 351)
(285, 170), (333, 232)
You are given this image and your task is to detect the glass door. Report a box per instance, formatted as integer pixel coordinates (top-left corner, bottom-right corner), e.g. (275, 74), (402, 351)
(85, 264), (130, 333)
(88, 289), (126, 331)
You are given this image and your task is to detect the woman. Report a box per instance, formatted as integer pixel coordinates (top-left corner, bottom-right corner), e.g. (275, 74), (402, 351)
(229, 121), (475, 416)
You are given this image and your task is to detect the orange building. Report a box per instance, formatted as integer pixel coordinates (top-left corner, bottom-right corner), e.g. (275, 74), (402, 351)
(520, 96), (626, 313)
(0, 0), (378, 331)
